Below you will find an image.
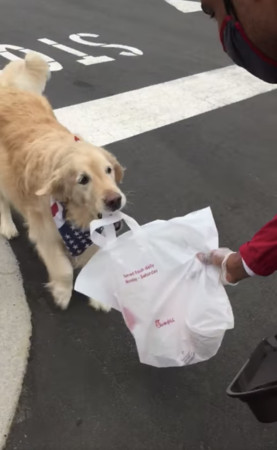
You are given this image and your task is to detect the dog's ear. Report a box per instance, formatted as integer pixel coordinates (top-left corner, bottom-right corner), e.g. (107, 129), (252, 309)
(102, 149), (125, 183)
(36, 186), (48, 196)
(35, 177), (56, 196)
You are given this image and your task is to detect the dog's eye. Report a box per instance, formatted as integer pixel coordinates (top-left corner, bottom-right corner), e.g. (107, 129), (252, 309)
(106, 167), (112, 174)
(77, 174), (90, 185)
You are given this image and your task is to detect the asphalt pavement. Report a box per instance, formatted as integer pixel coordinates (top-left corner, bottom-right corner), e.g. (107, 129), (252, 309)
(1, 0), (277, 449)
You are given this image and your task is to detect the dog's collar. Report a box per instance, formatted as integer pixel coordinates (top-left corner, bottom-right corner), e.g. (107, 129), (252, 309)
(74, 136), (80, 142)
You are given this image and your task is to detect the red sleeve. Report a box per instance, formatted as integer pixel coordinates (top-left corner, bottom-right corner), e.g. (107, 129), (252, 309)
(240, 215), (277, 276)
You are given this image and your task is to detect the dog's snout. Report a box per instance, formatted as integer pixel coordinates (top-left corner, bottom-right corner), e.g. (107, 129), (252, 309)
(104, 192), (122, 212)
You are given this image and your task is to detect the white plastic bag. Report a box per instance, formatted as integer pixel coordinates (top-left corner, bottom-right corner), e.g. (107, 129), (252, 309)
(75, 208), (234, 368)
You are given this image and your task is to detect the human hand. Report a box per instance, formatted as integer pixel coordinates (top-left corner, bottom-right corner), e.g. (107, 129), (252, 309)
(197, 248), (249, 285)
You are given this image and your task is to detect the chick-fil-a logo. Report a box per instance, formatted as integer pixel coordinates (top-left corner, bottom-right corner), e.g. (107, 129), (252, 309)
(155, 318), (175, 329)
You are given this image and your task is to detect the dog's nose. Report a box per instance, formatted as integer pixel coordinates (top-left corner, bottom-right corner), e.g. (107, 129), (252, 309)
(104, 192), (122, 211)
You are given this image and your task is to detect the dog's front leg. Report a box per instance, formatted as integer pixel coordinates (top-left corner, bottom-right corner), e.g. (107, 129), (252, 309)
(0, 191), (18, 239)
(28, 211), (73, 309)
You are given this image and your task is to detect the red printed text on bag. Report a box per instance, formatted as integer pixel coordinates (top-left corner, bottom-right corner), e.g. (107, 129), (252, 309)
(123, 264), (158, 284)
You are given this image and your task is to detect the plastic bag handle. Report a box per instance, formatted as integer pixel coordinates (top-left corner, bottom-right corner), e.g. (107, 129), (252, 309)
(90, 212), (140, 248)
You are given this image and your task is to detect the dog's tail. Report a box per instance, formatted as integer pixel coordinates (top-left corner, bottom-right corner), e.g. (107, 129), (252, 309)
(24, 52), (50, 78)
(0, 52), (50, 94)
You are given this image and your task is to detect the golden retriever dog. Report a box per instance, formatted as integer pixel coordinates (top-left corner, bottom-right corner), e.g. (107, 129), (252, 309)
(0, 61), (125, 311)
(0, 52), (50, 94)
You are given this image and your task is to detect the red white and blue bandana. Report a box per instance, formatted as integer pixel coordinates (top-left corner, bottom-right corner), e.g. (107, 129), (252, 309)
(51, 199), (121, 257)
(51, 200), (99, 256)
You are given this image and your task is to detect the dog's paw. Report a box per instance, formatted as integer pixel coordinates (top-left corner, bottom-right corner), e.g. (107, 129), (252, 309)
(89, 298), (111, 313)
(0, 220), (19, 240)
(48, 281), (72, 310)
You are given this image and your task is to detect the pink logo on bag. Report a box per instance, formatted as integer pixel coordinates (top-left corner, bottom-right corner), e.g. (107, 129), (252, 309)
(155, 318), (175, 329)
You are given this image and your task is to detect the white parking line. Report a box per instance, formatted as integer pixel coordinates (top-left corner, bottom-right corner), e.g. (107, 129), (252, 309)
(164, 0), (202, 13)
(0, 239), (31, 450)
(55, 65), (277, 147)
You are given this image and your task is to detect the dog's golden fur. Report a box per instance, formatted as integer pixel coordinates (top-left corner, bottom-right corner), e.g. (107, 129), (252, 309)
(0, 58), (125, 310)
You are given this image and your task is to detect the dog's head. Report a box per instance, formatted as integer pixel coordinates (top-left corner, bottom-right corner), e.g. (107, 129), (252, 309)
(36, 141), (126, 228)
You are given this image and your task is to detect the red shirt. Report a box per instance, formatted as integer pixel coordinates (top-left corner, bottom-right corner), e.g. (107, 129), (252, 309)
(240, 215), (277, 276)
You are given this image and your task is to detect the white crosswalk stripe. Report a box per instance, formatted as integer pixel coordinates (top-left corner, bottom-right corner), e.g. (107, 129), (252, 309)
(164, 0), (202, 13)
(55, 65), (276, 147)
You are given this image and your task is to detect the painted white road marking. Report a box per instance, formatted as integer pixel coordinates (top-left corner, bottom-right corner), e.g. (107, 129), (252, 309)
(39, 38), (87, 56)
(0, 238), (31, 450)
(164, 0), (202, 13)
(77, 55), (115, 65)
(55, 65), (277, 147)
(69, 33), (143, 57)
(0, 44), (62, 71)
(38, 38), (115, 66)
(39, 34), (143, 63)
(0, 33), (143, 71)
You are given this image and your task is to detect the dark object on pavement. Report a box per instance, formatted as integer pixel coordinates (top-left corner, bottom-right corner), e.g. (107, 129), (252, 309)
(227, 335), (277, 423)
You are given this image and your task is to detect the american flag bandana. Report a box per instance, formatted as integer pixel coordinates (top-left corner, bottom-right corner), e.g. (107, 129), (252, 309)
(51, 200), (122, 257)
(50, 200), (103, 257)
